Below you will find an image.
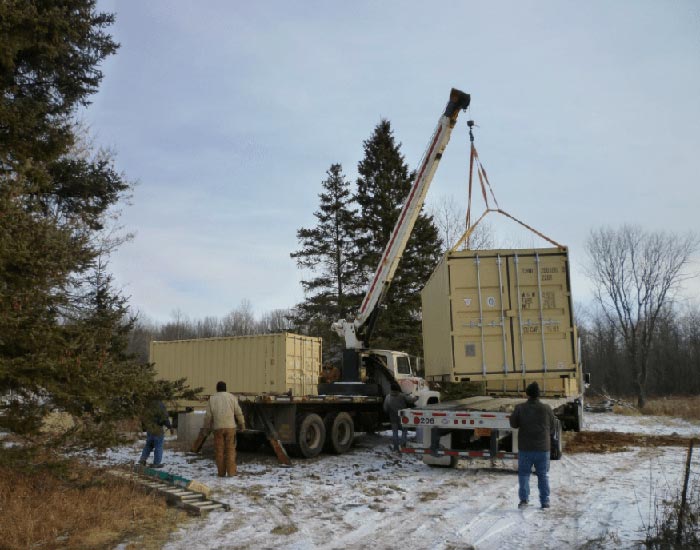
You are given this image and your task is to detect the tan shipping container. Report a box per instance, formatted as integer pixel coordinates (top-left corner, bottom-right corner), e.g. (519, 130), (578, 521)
(422, 247), (580, 396)
(150, 333), (322, 397)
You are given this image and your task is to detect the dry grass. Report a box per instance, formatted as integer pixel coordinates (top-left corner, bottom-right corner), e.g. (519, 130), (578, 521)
(0, 458), (184, 549)
(641, 396), (700, 422)
(606, 396), (700, 422)
(612, 404), (642, 416)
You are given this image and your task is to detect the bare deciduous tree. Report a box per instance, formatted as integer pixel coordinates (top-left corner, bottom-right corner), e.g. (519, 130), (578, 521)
(429, 195), (493, 252)
(585, 225), (698, 407)
(258, 309), (293, 333)
(221, 299), (257, 336)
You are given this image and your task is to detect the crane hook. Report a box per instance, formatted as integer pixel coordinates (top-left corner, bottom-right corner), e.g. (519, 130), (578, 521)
(467, 119), (476, 143)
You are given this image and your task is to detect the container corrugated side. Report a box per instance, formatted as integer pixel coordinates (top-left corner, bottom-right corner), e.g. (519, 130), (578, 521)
(422, 247), (580, 396)
(150, 333), (322, 397)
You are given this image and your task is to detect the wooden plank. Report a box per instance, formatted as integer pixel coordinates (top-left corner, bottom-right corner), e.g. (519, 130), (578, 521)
(107, 468), (230, 515)
(253, 405), (292, 466)
(191, 428), (211, 453)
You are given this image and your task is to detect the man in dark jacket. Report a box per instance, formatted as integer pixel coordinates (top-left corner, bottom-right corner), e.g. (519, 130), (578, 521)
(383, 389), (415, 452)
(509, 382), (556, 509)
(139, 399), (173, 468)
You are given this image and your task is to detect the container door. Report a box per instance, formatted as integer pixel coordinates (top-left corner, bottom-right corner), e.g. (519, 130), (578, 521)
(450, 254), (514, 376)
(508, 252), (576, 375)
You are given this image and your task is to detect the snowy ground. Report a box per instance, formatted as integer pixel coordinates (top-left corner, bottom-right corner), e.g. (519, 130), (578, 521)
(88, 413), (700, 550)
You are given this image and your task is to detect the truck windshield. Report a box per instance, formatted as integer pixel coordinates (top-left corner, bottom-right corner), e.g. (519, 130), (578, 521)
(396, 356), (412, 375)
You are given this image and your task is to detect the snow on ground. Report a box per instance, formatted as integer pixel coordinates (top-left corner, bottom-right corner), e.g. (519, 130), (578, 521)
(86, 413), (700, 550)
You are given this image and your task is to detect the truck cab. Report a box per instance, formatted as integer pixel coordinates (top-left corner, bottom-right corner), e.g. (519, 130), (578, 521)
(363, 349), (440, 407)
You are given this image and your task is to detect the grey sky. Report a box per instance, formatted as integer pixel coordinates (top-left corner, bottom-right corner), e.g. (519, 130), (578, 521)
(88, 1), (700, 322)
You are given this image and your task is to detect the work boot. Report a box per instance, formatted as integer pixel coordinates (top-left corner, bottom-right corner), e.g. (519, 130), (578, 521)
(151, 463), (164, 468)
(518, 501), (528, 509)
(541, 501), (550, 509)
(138, 459), (146, 466)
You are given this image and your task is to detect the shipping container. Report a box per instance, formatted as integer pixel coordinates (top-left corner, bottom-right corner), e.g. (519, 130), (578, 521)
(404, 247), (585, 467)
(422, 247), (580, 397)
(150, 333), (322, 397)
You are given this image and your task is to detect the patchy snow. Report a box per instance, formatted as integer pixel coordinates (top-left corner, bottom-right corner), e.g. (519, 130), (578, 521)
(586, 412), (700, 437)
(85, 414), (700, 550)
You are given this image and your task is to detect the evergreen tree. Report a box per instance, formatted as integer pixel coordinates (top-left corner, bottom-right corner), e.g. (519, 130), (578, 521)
(355, 120), (443, 355)
(291, 164), (360, 361)
(0, 1), (194, 445)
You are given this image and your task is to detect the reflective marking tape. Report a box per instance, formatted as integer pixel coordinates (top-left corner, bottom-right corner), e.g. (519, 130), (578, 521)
(399, 447), (518, 460)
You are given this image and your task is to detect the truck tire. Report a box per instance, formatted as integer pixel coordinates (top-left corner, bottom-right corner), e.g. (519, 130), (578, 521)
(325, 412), (354, 455)
(296, 413), (326, 458)
(550, 418), (563, 460)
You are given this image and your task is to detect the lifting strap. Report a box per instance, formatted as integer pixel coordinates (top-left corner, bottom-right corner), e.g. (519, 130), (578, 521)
(453, 124), (564, 253)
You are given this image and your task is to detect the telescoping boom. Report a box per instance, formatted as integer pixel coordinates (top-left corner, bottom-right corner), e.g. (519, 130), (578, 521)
(332, 88), (471, 350)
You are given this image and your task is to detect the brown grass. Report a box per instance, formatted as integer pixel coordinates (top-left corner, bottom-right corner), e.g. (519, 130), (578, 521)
(605, 396), (700, 422)
(0, 459), (185, 549)
(641, 396), (700, 422)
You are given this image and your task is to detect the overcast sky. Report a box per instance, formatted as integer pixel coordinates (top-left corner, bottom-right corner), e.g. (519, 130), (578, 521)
(88, 1), (700, 323)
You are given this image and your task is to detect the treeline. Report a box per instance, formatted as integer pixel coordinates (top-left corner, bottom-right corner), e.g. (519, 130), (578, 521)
(128, 302), (293, 363)
(581, 303), (700, 397)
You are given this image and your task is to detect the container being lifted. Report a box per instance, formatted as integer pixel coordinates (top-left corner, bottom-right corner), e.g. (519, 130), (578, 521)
(400, 118), (588, 467)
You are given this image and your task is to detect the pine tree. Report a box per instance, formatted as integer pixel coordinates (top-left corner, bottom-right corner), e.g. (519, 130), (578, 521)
(0, 1), (194, 446)
(291, 164), (360, 361)
(355, 120), (443, 355)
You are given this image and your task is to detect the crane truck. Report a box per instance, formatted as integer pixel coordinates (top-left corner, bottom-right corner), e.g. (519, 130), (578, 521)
(326, 88), (472, 400)
(238, 88), (472, 459)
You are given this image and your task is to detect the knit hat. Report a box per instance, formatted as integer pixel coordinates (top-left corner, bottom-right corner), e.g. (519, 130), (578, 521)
(526, 381), (540, 398)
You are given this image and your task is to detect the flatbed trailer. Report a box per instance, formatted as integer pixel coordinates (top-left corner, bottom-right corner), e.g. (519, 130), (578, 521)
(233, 392), (389, 459)
(399, 395), (582, 466)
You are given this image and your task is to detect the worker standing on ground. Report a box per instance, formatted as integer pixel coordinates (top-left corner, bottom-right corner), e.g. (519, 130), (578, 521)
(509, 381), (556, 509)
(139, 399), (173, 468)
(383, 389), (415, 452)
(203, 381), (246, 477)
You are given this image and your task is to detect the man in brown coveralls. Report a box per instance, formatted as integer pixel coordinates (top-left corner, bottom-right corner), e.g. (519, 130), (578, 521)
(203, 381), (246, 477)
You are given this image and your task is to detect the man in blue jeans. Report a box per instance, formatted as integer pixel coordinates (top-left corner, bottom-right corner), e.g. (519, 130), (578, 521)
(383, 389), (417, 452)
(139, 399), (173, 468)
(509, 382), (556, 509)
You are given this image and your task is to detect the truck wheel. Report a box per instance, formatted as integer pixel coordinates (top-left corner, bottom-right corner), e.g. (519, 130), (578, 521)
(296, 413), (326, 458)
(550, 419), (563, 460)
(326, 412), (354, 455)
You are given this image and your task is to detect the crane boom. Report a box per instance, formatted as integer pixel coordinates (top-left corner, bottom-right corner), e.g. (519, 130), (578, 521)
(333, 88), (471, 350)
